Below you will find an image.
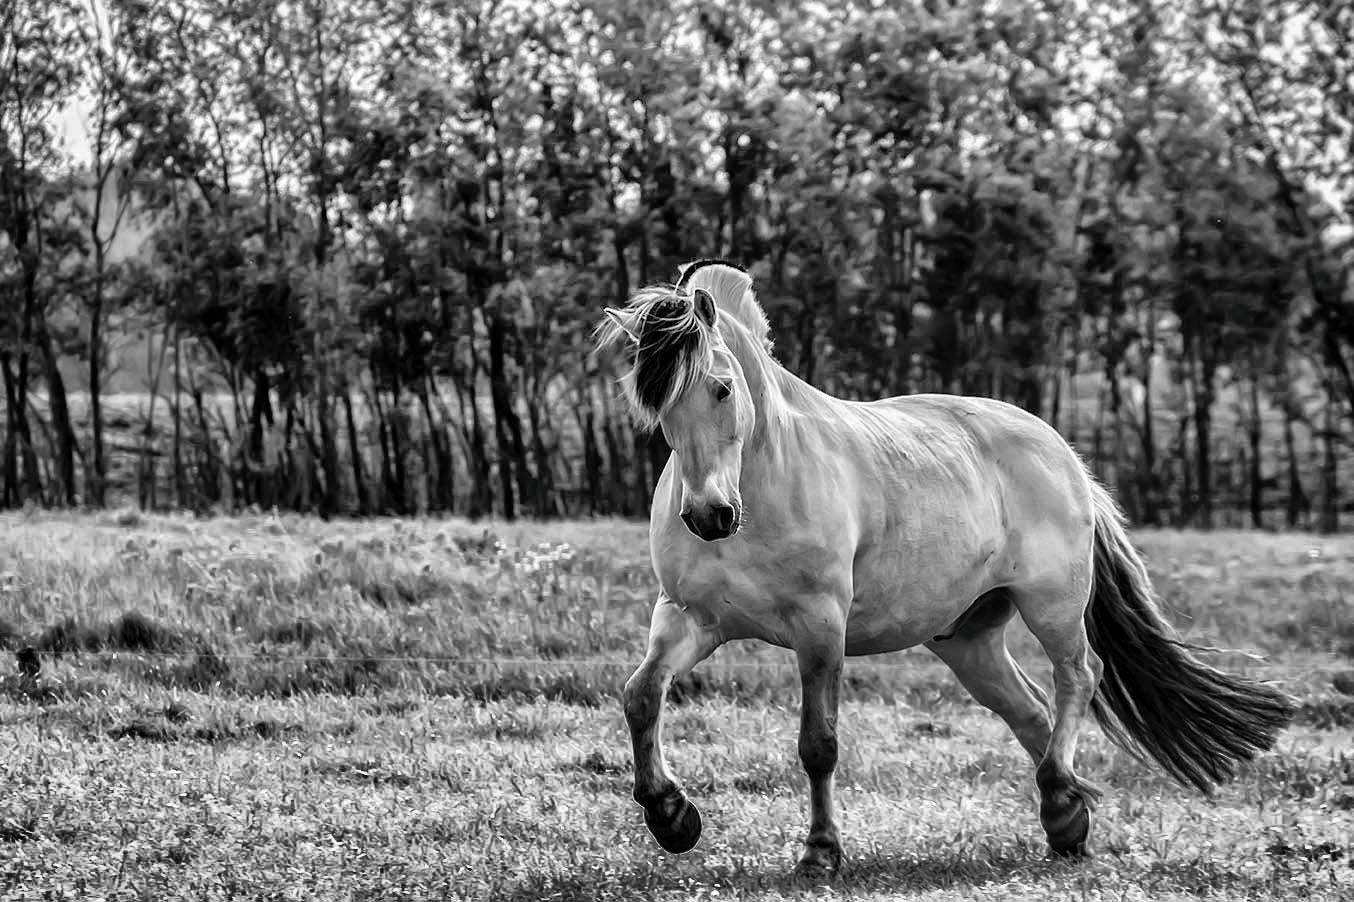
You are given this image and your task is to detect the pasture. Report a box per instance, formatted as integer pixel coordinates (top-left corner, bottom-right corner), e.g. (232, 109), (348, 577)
(1, 511), (1351, 900)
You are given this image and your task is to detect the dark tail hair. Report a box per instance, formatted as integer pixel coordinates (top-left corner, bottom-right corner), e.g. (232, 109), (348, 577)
(1084, 482), (1295, 793)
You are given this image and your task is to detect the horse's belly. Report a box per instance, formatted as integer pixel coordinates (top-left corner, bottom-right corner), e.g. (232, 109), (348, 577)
(843, 533), (1002, 655)
(843, 585), (972, 655)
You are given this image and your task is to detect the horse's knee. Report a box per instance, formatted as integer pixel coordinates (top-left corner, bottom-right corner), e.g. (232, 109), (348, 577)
(798, 728), (838, 778)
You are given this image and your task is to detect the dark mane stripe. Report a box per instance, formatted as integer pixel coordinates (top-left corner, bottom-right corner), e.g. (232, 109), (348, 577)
(676, 258), (747, 289)
(633, 295), (705, 416)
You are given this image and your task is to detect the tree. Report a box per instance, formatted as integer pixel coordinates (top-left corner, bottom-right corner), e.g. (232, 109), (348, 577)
(0, 0), (88, 507)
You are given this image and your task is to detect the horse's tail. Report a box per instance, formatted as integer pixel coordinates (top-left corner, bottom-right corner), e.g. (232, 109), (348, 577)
(1083, 481), (1294, 793)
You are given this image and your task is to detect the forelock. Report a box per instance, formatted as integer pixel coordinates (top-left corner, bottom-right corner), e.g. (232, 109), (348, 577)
(609, 286), (714, 429)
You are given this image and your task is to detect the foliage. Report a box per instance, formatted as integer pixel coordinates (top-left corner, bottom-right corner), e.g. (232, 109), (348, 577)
(0, 0), (1352, 526)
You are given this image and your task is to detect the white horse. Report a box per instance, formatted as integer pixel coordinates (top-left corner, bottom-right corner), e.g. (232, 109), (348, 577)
(596, 259), (1292, 875)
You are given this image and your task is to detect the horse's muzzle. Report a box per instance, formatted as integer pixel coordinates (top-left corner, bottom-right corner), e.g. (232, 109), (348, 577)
(680, 504), (738, 541)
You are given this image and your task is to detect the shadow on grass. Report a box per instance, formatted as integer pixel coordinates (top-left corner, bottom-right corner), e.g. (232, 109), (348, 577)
(493, 846), (1292, 902)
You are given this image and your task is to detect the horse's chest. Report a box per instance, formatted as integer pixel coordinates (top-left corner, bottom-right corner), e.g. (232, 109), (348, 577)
(655, 535), (849, 645)
(666, 557), (779, 631)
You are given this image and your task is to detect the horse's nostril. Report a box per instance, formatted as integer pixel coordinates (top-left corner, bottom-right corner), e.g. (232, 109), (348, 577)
(714, 505), (735, 533)
(680, 511), (697, 535)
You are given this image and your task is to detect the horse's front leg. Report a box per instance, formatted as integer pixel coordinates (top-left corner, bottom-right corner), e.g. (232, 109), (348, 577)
(624, 594), (720, 853)
(793, 622), (846, 876)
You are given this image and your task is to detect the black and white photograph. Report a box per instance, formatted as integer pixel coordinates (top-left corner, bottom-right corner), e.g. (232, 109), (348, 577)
(1, 0), (1351, 898)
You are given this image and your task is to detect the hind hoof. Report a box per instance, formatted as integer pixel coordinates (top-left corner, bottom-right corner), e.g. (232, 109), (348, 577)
(793, 839), (843, 879)
(1042, 796), (1091, 857)
(1048, 840), (1091, 859)
(1046, 824), (1091, 858)
(644, 795), (702, 853)
(1037, 762), (1097, 857)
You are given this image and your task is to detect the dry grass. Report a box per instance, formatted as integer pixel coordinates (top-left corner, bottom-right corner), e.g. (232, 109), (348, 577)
(1, 510), (1352, 900)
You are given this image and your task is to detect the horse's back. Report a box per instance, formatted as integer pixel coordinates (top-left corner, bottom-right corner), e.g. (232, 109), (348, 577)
(851, 393), (1089, 501)
(879, 391), (1095, 541)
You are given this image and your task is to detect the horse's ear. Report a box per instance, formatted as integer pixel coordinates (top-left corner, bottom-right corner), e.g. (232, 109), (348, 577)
(603, 307), (641, 345)
(692, 288), (717, 327)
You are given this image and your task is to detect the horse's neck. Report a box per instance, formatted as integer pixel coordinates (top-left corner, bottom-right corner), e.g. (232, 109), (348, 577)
(720, 319), (825, 450)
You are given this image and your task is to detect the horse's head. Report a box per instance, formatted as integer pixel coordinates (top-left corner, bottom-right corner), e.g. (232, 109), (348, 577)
(597, 276), (757, 542)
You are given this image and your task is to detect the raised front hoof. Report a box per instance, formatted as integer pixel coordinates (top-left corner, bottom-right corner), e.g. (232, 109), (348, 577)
(793, 840), (843, 880)
(644, 796), (703, 854)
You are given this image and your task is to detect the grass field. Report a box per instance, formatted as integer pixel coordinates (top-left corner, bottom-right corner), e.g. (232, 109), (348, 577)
(1, 511), (1352, 900)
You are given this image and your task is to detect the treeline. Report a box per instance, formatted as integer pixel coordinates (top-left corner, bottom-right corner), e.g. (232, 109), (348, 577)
(2, 0), (1353, 528)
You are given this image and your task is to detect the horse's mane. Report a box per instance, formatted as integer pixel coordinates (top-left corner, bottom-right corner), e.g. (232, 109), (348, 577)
(679, 260), (772, 354)
(595, 260), (774, 430)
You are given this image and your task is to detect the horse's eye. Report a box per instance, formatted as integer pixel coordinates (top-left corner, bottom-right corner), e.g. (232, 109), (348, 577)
(714, 382), (732, 402)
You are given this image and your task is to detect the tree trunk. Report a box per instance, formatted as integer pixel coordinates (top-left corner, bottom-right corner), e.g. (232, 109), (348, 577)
(387, 384), (407, 513)
(1108, 358), (1126, 516)
(486, 313), (529, 519)
(525, 392), (557, 517)
(429, 378), (460, 512)
(1247, 376), (1263, 529)
(191, 386), (220, 508)
(599, 382), (629, 514)
(1177, 411), (1192, 526)
(1320, 395), (1339, 534)
(343, 387), (369, 515)
(247, 368), (274, 502)
(36, 327), (76, 506)
(457, 375), (493, 518)
(1193, 371), (1214, 531)
(416, 379), (452, 512)
(1, 356), (16, 507)
(172, 319), (184, 508)
(316, 394), (340, 516)
(1048, 328), (1064, 435)
(370, 387), (395, 514)
(1092, 377), (1105, 483)
(137, 317), (172, 510)
(577, 388), (603, 515)
(0, 352), (39, 507)
(1139, 303), (1160, 525)
(1283, 401), (1307, 528)
(88, 280), (106, 507)
(1064, 328), (1080, 448)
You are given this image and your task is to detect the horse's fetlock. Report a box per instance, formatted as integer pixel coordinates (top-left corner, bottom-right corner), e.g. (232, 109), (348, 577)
(634, 784), (681, 816)
(1035, 758), (1065, 794)
(805, 827), (841, 851)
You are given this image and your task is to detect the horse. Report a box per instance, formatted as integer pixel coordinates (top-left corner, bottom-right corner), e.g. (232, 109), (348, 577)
(594, 259), (1293, 876)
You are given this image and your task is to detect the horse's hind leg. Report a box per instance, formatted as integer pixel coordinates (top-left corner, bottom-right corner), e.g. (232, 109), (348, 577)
(926, 592), (1052, 764)
(1010, 579), (1104, 858)
(624, 595), (720, 854)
